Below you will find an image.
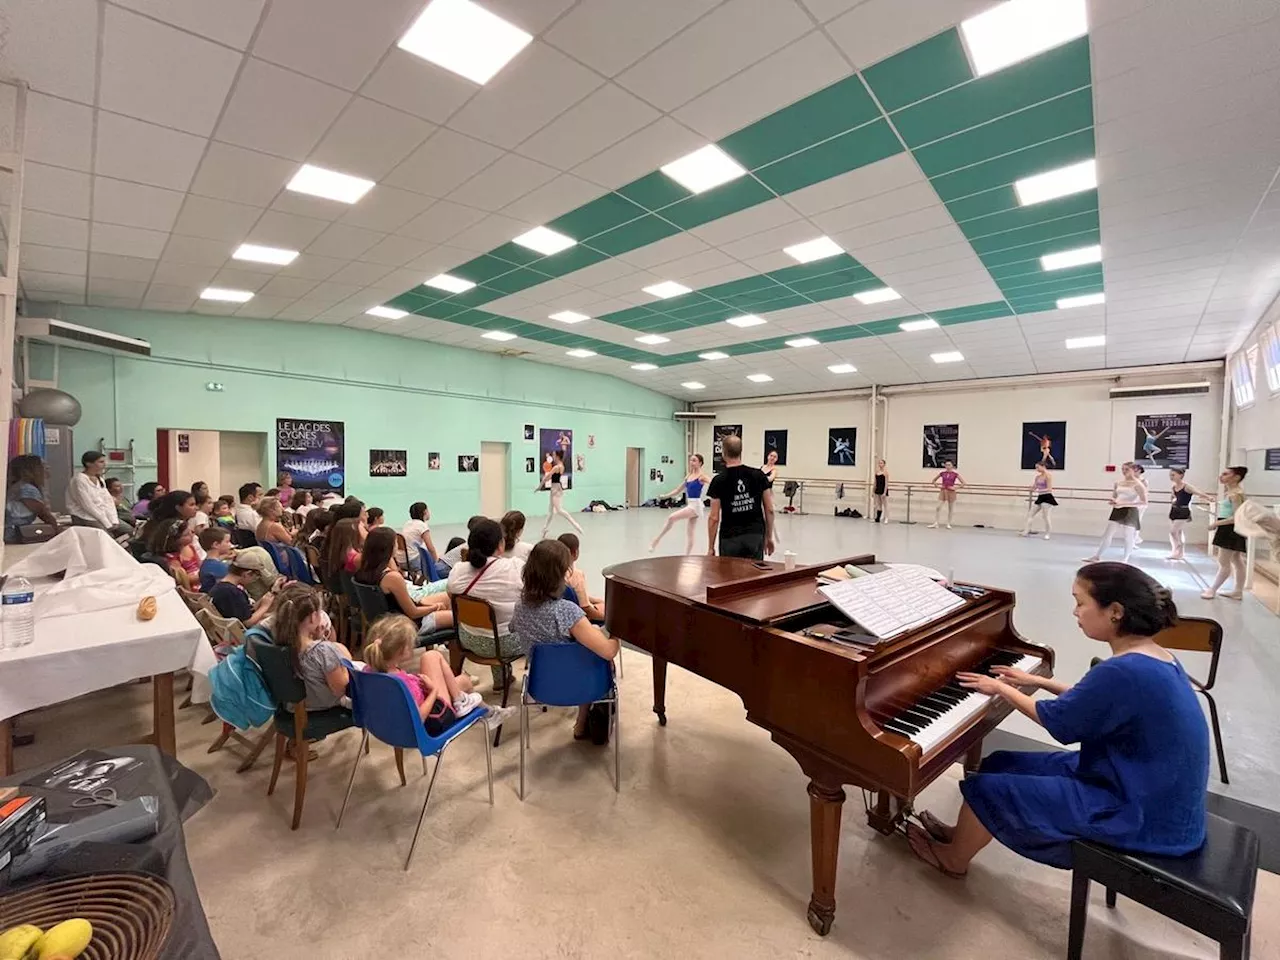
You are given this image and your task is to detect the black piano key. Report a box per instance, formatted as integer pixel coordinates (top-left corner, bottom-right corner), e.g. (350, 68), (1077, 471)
(918, 694), (957, 712)
(908, 703), (944, 720)
(898, 707), (937, 727)
(882, 718), (914, 737)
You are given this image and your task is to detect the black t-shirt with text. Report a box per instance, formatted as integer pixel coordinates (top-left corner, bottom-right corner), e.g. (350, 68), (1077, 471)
(707, 465), (770, 538)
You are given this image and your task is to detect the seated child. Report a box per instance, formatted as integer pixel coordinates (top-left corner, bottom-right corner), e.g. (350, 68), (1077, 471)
(198, 526), (234, 592)
(156, 519), (201, 587)
(557, 533), (605, 620)
(363, 615), (482, 735)
(212, 499), (235, 528)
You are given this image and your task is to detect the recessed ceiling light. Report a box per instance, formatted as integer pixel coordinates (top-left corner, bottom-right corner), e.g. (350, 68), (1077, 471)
(233, 243), (298, 266)
(549, 310), (589, 324)
(747, 373), (773, 383)
(631, 363), (658, 371)
(724, 314), (766, 328)
(397, 0), (532, 85)
(699, 351), (728, 360)
(366, 306), (408, 320)
(286, 164), (375, 204)
(1041, 244), (1102, 271)
(854, 287), (901, 305)
(566, 348), (596, 358)
(200, 287), (253, 303)
(1058, 292), (1106, 309)
(513, 226), (576, 256)
(681, 381), (706, 390)
(960, 0), (1088, 77)
(786, 337), (819, 348)
(828, 363), (857, 374)
(1015, 158), (1096, 206)
(643, 280), (692, 299)
(425, 273), (475, 293)
(1065, 335), (1106, 349)
(899, 318), (939, 332)
(635, 334), (670, 345)
(931, 351), (965, 364)
(481, 330), (517, 341)
(783, 236), (843, 264)
(660, 145), (747, 194)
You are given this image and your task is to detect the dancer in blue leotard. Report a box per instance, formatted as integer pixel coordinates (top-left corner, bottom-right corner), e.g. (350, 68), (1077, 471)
(650, 454), (712, 554)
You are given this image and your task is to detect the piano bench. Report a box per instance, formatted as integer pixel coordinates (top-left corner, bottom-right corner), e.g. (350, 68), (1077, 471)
(1067, 813), (1259, 960)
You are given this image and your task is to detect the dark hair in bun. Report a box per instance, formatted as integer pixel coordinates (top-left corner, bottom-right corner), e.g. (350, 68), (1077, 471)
(1226, 465), (1248, 481)
(1075, 562), (1178, 637)
(466, 518), (503, 569)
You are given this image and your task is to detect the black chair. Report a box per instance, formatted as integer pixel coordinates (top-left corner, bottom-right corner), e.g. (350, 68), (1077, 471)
(1068, 813), (1259, 960)
(350, 577), (392, 638)
(1155, 616), (1229, 783)
(230, 528), (257, 549)
(339, 571), (364, 648)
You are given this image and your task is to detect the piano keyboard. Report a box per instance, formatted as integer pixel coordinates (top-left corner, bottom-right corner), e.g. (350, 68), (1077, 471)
(880, 650), (1043, 755)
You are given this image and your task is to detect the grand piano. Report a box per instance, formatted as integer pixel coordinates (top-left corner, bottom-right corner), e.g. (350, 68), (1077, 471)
(604, 554), (1054, 936)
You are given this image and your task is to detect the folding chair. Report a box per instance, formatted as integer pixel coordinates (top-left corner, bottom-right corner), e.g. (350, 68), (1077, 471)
(417, 544), (443, 584)
(1155, 616), (1229, 783)
(448, 593), (522, 746)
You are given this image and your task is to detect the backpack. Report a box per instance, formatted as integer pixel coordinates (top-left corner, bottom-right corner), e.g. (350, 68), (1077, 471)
(208, 626), (275, 730)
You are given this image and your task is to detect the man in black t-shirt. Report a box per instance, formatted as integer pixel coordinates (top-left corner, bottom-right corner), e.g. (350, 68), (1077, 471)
(706, 434), (775, 560)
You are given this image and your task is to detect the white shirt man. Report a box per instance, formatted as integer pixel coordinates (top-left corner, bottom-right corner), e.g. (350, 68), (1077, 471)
(234, 482), (263, 531)
(67, 452), (122, 531)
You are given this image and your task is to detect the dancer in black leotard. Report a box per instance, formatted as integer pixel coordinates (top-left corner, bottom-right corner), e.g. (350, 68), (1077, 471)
(1166, 467), (1207, 560)
(873, 459), (888, 523)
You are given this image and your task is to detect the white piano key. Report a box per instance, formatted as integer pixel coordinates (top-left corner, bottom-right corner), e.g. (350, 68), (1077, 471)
(907, 654), (1042, 755)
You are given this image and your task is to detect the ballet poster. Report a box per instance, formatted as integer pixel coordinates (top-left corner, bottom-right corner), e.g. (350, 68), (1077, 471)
(1134, 413), (1191, 469)
(369, 449), (407, 477)
(712, 424), (742, 472)
(922, 424), (959, 468)
(827, 427), (857, 467)
(1021, 421), (1067, 470)
(275, 418), (345, 494)
(763, 429), (788, 465)
(539, 427), (573, 489)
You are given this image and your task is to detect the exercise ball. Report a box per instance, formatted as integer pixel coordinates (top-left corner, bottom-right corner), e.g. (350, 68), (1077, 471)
(18, 388), (82, 425)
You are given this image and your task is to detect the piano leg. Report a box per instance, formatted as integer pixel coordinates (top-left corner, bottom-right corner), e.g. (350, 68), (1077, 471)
(806, 780), (845, 936)
(652, 656), (668, 726)
(963, 739), (984, 775)
(866, 790), (896, 836)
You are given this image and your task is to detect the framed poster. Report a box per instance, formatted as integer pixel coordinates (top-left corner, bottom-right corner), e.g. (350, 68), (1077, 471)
(763, 429), (788, 466)
(539, 428), (573, 489)
(525, 457), (535, 473)
(427, 452), (441, 471)
(276, 418), (345, 495)
(457, 454), (479, 472)
(922, 424), (959, 468)
(1266, 448), (1280, 471)
(1134, 413), (1191, 469)
(369, 449), (407, 477)
(828, 427), (857, 467)
(523, 424), (535, 442)
(1022, 421), (1067, 470)
(712, 424), (742, 472)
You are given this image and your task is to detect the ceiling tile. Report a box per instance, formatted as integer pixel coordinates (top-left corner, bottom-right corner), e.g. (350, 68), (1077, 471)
(311, 97), (434, 181)
(24, 163), (92, 219)
(156, 237), (228, 269)
(448, 153), (559, 212)
(359, 50), (479, 126)
(305, 223), (385, 259)
(92, 177), (186, 232)
(500, 174), (606, 227)
(248, 210), (332, 249)
(826, 0), (991, 68)
(214, 58), (351, 161)
(189, 141), (296, 206)
(235, 295), (296, 318)
(19, 271), (86, 295)
(25, 92), (94, 170)
(23, 211), (90, 250)
(258, 276), (319, 299)
(483, 0), (578, 34)
(88, 252), (160, 281)
(516, 83), (660, 172)
(572, 117), (705, 190)
(545, 0), (720, 77)
(384, 128), (505, 197)
(0, 0), (99, 102)
(337, 186), (434, 233)
(89, 221), (169, 259)
(19, 245), (88, 276)
(398, 201), (489, 243)
(277, 254), (347, 281)
(449, 213), (535, 253)
(357, 235), (436, 267)
(109, 0), (267, 49)
(327, 260), (395, 286)
(170, 195), (262, 243)
(87, 277), (150, 299)
(94, 111), (208, 191)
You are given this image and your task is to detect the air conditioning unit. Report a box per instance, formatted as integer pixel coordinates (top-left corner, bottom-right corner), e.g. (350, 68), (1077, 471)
(1109, 381), (1211, 400)
(673, 411), (718, 421)
(17, 317), (151, 358)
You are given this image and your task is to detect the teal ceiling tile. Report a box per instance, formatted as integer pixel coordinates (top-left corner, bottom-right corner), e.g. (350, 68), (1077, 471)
(661, 177), (774, 229)
(480, 266), (554, 296)
(956, 190), (1097, 241)
(971, 214), (1099, 258)
(857, 318), (912, 336)
(891, 38), (1092, 146)
(601, 305), (661, 326)
(704, 275), (783, 299)
(754, 120), (903, 194)
(658, 351), (700, 366)
(453, 254), (516, 284)
(862, 30), (973, 113)
(488, 242), (542, 267)
(588, 214), (682, 255)
(535, 243), (608, 278)
(913, 88), (1095, 178)
(930, 128), (1095, 202)
(932, 301), (1013, 324)
(548, 192), (646, 240)
(739, 290), (811, 311)
(617, 171), (689, 212)
(770, 253), (863, 284)
(946, 186), (1020, 224)
(1001, 266), (1103, 297)
(388, 290), (432, 312)
(443, 309), (491, 327)
(651, 316), (706, 334)
(719, 75), (880, 170)
(665, 299), (734, 323)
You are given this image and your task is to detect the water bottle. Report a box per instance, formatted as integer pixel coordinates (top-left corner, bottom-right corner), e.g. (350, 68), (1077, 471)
(1, 575), (36, 649)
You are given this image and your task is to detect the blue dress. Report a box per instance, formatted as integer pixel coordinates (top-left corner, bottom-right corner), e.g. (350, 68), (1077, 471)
(960, 653), (1209, 869)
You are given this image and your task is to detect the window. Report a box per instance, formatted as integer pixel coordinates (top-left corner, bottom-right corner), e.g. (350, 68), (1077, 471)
(1231, 346), (1256, 408)
(1260, 321), (1280, 395)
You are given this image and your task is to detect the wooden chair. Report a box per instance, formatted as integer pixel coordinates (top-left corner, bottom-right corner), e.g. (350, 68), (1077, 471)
(394, 533), (418, 584)
(191, 608), (272, 771)
(448, 594), (523, 746)
(1154, 616), (1229, 783)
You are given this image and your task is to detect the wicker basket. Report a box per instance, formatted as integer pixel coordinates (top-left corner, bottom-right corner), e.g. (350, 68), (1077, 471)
(0, 872), (174, 960)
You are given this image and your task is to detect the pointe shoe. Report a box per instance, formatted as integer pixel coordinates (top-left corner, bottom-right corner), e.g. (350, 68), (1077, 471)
(1200, 590), (1216, 600)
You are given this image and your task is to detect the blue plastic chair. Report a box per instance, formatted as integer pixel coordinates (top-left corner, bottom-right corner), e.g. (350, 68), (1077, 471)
(519, 642), (618, 800)
(258, 540), (290, 575)
(416, 544), (441, 583)
(336, 664), (494, 870)
(285, 545), (318, 585)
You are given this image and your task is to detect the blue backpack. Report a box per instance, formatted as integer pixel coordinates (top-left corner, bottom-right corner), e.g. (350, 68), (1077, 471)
(208, 626), (275, 730)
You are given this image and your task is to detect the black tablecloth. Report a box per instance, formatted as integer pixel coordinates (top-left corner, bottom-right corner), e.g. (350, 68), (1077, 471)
(0, 745), (221, 960)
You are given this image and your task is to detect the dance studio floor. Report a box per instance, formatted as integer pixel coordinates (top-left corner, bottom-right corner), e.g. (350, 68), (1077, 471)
(13, 511), (1279, 959)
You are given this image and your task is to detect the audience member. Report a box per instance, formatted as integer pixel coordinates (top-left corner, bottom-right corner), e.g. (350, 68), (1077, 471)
(501, 510), (533, 560)
(191, 493), (213, 533)
(290, 488), (314, 517)
(557, 532), (605, 620)
(234, 482), (263, 530)
(132, 482), (164, 519)
(364, 615), (481, 735)
(211, 499), (235, 527)
(68, 451), (125, 535)
(4, 455), (58, 542)
(209, 558), (279, 626)
(255, 496), (292, 545)
(231, 546), (280, 600)
(401, 501), (437, 573)
(275, 471), (295, 511)
(438, 515), (485, 573)
(191, 480), (210, 503)
(366, 507), (385, 529)
(154, 518), (201, 587)
(105, 477), (133, 526)
(198, 526), (233, 592)
(271, 585), (353, 711)
(294, 508), (332, 549)
(446, 518), (525, 689)
(138, 490), (197, 555)
(325, 517), (365, 586)
(355, 527), (454, 638)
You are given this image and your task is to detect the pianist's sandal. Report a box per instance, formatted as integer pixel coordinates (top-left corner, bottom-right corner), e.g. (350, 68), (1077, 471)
(916, 810), (953, 844)
(904, 823), (967, 879)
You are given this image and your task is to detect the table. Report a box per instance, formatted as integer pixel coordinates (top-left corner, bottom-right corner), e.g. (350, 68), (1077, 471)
(0, 585), (216, 776)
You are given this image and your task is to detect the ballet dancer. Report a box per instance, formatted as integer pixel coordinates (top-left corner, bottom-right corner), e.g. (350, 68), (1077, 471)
(1028, 430), (1057, 468)
(1141, 425), (1171, 466)
(1020, 463), (1057, 539)
(1166, 468), (1208, 560)
(649, 454), (712, 554)
(1133, 463), (1150, 545)
(1201, 465), (1249, 600)
(539, 449), (583, 538)
(761, 449), (781, 546)
(1083, 462), (1147, 564)
(928, 461), (964, 529)
(873, 459), (889, 523)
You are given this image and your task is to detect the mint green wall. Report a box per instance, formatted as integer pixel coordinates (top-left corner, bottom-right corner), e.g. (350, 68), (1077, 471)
(44, 306), (686, 525)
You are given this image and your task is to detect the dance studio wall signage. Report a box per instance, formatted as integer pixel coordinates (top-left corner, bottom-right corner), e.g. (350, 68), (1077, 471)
(712, 424), (742, 472)
(369, 448), (407, 477)
(1266, 448), (1280, 471)
(539, 427), (573, 489)
(1021, 421), (1067, 470)
(1134, 413), (1191, 469)
(922, 424), (959, 468)
(457, 454), (479, 472)
(828, 427), (857, 466)
(763, 429), (788, 465)
(275, 418), (345, 494)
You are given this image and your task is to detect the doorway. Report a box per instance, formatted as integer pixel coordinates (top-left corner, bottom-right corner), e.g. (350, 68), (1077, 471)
(625, 447), (644, 506)
(156, 428), (267, 498)
(479, 442), (510, 517)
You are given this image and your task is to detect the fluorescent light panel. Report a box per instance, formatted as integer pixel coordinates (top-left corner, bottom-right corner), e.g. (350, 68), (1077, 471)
(960, 0), (1088, 77)
(786, 337), (819, 348)
(828, 363), (857, 374)
(661, 145), (746, 195)
(1058, 292), (1106, 309)
(854, 287), (901, 305)
(643, 281), (691, 299)
(783, 236), (842, 264)
(286, 164), (375, 204)
(233, 243), (298, 265)
(481, 330), (517, 341)
(899, 318), (938, 332)
(1041, 244), (1102, 271)
(397, 0), (532, 85)
(747, 373), (773, 383)
(631, 363), (657, 371)
(566, 348), (596, 358)
(724, 314), (765, 328)
(549, 310), (589, 324)
(699, 351), (728, 360)
(513, 226), (576, 255)
(681, 381), (706, 390)
(1065, 335), (1106, 349)
(366, 306), (407, 320)
(425, 273), (475, 293)
(932, 351), (965, 364)
(1015, 158), (1096, 206)
(200, 287), (253, 303)
(635, 334), (669, 345)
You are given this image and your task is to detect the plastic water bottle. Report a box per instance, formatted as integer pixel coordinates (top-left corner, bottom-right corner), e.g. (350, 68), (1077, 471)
(1, 575), (36, 649)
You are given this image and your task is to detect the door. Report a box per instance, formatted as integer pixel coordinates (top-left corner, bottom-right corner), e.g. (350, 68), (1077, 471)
(480, 441), (510, 517)
(625, 447), (644, 506)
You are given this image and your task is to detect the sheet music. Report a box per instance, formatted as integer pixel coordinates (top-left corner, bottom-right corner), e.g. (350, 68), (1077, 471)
(818, 569), (965, 640)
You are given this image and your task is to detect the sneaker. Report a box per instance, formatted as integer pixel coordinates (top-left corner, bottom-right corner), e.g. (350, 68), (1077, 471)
(453, 691), (483, 717)
(483, 705), (517, 728)
(927, 523), (939, 529)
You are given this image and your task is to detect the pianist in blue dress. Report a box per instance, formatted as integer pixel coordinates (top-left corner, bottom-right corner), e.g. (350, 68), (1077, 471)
(907, 562), (1209, 877)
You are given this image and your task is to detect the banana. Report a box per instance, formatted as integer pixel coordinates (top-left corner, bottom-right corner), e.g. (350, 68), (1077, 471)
(0, 923), (42, 960)
(34, 919), (92, 959)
